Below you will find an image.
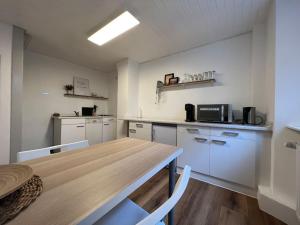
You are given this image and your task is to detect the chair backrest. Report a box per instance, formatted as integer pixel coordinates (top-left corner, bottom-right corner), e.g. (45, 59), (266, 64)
(61, 140), (89, 152)
(17, 140), (89, 162)
(136, 165), (191, 225)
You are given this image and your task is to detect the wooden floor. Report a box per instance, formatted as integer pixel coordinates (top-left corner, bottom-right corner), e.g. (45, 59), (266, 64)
(129, 169), (286, 225)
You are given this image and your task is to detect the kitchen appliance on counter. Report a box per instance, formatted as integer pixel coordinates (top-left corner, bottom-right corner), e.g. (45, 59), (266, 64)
(197, 104), (232, 123)
(185, 104), (195, 122)
(82, 107), (94, 116)
(243, 107), (256, 125)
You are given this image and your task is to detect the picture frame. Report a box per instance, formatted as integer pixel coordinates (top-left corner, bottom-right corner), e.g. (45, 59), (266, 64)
(164, 73), (174, 85)
(169, 77), (179, 85)
(73, 77), (90, 96)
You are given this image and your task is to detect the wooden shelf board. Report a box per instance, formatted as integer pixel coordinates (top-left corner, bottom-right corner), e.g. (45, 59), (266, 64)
(159, 79), (216, 91)
(64, 94), (108, 100)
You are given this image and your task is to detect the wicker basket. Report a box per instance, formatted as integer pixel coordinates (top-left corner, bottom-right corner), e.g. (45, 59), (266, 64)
(0, 175), (43, 224)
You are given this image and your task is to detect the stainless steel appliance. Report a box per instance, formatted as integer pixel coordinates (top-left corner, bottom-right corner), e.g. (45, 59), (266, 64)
(243, 107), (256, 125)
(197, 104), (232, 123)
(185, 104), (195, 122)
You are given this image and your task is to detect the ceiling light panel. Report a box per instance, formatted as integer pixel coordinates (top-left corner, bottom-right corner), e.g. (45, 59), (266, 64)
(88, 11), (140, 46)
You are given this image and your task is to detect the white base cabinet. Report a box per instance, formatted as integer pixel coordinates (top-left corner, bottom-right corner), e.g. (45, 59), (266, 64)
(102, 117), (116, 142)
(129, 122), (152, 141)
(177, 126), (210, 175)
(177, 125), (257, 188)
(210, 136), (255, 187)
(86, 118), (102, 145)
(54, 119), (86, 145)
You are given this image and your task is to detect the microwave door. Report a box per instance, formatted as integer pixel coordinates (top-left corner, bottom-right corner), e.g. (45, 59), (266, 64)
(199, 108), (222, 122)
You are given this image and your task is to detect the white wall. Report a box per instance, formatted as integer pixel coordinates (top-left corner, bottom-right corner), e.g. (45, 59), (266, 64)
(257, 1), (300, 224)
(0, 22), (13, 164)
(251, 24), (267, 114)
(22, 51), (116, 150)
(116, 59), (139, 138)
(138, 33), (253, 120)
(272, 0), (300, 211)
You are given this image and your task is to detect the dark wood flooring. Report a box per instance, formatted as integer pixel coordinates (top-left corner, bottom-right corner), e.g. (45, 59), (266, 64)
(129, 169), (286, 225)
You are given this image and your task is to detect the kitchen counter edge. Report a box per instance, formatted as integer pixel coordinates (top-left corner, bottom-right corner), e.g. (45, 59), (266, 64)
(120, 117), (273, 132)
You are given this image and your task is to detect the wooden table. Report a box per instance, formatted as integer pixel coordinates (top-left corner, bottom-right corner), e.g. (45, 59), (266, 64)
(7, 138), (182, 225)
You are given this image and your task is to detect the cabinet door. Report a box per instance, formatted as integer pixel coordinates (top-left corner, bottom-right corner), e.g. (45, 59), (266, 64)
(61, 124), (86, 144)
(210, 137), (256, 187)
(177, 127), (210, 175)
(86, 120), (102, 145)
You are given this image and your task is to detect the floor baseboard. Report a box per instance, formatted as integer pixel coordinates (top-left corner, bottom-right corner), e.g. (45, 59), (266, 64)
(258, 185), (299, 225)
(177, 168), (257, 198)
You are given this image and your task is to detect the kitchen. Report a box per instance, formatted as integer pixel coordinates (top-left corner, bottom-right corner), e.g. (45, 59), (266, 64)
(0, 1), (300, 225)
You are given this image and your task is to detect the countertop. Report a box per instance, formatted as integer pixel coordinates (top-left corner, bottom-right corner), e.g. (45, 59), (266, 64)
(53, 115), (115, 119)
(120, 117), (273, 131)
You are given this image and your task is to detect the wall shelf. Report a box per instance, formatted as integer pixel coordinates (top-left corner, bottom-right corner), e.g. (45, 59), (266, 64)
(158, 79), (216, 91)
(64, 93), (109, 100)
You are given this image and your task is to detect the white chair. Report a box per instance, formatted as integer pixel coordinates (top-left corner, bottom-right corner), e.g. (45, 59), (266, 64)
(17, 140), (89, 162)
(94, 165), (191, 225)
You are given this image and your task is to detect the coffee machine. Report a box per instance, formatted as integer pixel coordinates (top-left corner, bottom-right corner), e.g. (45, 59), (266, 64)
(185, 104), (195, 122)
(243, 107), (256, 124)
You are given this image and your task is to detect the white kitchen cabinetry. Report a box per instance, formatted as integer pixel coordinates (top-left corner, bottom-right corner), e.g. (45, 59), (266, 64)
(129, 122), (152, 141)
(152, 124), (177, 145)
(54, 119), (86, 145)
(177, 126), (210, 175)
(210, 136), (256, 187)
(102, 117), (116, 142)
(86, 118), (102, 145)
(177, 125), (256, 188)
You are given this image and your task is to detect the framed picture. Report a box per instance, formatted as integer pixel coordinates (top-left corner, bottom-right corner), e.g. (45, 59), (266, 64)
(169, 77), (179, 85)
(164, 73), (174, 85)
(73, 77), (90, 96)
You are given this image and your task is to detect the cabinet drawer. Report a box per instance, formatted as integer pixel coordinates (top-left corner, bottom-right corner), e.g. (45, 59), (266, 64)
(210, 128), (256, 140)
(129, 122), (152, 129)
(61, 119), (86, 125)
(129, 122), (152, 141)
(177, 125), (210, 136)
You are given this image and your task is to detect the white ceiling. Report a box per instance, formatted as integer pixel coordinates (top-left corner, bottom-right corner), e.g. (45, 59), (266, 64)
(0, 0), (270, 72)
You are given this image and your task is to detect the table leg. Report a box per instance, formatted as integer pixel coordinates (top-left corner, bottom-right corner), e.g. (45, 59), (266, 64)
(168, 159), (176, 225)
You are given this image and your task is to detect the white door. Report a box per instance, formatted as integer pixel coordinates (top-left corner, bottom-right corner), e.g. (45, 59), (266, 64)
(210, 137), (256, 187)
(61, 124), (85, 144)
(103, 118), (116, 142)
(86, 119), (102, 145)
(177, 127), (210, 175)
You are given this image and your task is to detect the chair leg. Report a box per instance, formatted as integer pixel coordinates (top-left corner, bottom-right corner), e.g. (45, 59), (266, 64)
(168, 159), (176, 225)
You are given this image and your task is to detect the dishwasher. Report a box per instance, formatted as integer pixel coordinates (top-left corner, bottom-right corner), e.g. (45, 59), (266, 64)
(85, 118), (103, 145)
(152, 123), (177, 146)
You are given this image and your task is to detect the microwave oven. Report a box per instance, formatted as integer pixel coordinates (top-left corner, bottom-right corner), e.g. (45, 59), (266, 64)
(197, 104), (232, 123)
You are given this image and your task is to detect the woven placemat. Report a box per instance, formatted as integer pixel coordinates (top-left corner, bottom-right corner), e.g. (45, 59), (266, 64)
(0, 175), (43, 225)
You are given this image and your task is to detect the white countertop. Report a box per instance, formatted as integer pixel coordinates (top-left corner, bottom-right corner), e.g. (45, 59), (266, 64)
(53, 115), (115, 119)
(120, 117), (273, 131)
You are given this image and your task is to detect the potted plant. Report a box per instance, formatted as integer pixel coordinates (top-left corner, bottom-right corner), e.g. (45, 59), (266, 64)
(64, 84), (74, 94)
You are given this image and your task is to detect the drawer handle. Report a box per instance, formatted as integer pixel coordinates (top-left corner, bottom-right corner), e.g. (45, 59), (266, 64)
(136, 124), (143, 128)
(194, 137), (208, 143)
(187, 128), (199, 133)
(76, 125), (85, 128)
(222, 132), (239, 137)
(211, 140), (226, 145)
(104, 123), (109, 126)
(129, 129), (136, 133)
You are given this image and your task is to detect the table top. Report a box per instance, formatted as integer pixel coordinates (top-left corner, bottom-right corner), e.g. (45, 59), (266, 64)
(7, 138), (182, 225)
